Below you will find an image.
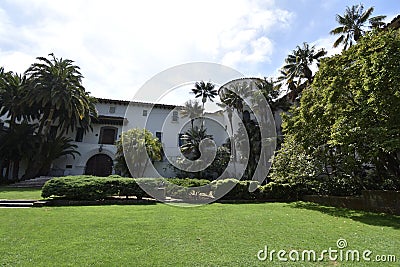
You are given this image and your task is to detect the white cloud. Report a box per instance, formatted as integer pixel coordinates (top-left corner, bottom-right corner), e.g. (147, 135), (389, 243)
(0, 0), (293, 100)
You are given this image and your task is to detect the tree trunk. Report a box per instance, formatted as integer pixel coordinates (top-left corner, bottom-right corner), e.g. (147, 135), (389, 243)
(12, 160), (19, 181)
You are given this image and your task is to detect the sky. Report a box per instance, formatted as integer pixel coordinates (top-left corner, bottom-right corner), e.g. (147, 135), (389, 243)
(0, 0), (399, 107)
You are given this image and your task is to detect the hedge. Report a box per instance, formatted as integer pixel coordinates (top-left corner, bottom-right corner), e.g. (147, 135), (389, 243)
(42, 175), (302, 201)
(41, 175), (156, 200)
(211, 179), (260, 200)
(165, 178), (211, 199)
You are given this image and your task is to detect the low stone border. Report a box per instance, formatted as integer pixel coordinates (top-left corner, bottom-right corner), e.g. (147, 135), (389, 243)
(303, 190), (400, 215)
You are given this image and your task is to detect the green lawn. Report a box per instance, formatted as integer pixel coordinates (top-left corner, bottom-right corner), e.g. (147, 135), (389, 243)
(0, 187), (43, 200)
(0, 202), (399, 266)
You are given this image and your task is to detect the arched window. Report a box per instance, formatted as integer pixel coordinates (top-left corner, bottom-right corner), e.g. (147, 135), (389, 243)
(99, 126), (118, 144)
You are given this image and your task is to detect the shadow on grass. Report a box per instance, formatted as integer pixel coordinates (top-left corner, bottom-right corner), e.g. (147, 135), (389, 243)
(290, 201), (400, 229)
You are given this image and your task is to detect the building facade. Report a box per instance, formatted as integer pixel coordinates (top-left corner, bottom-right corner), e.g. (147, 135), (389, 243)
(49, 98), (231, 178)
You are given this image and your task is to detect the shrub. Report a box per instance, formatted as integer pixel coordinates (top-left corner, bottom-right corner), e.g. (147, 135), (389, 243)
(165, 178), (211, 199)
(258, 182), (309, 201)
(211, 179), (260, 200)
(41, 175), (155, 200)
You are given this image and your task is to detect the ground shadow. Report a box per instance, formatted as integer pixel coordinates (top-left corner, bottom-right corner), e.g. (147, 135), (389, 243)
(289, 201), (400, 229)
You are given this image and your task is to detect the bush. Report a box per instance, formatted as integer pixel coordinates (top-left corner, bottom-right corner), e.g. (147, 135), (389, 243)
(211, 179), (260, 200)
(258, 182), (312, 201)
(165, 178), (211, 199)
(41, 176), (305, 202)
(41, 175), (156, 200)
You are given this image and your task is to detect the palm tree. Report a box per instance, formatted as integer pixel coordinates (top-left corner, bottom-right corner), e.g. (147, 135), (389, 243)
(330, 4), (386, 50)
(37, 136), (80, 176)
(25, 53), (97, 137)
(277, 43), (326, 100)
(180, 100), (203, 130)
(0, 71), (36, 127)
(0, 122), (37, 180)
(219, 80), (252, 117)
(22, 53), (97, 179)
(0, 70), (39, 180)
(180, 126), (213, 160)
(191, 81), (217, 127)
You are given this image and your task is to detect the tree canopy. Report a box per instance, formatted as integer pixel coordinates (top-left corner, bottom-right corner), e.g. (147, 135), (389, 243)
(271, 29), (400, 194)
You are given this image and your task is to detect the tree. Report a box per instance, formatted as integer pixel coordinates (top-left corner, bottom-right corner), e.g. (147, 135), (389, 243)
(25, 53), (96, 136)
(115, 128), (162, 177)
(0, 70), (40, 181)
(21, 53), (97, 179)
(191, 81), (217, 127)
(330, 4), (386, 50)
(0, 71), (34, 127)
(180, 100), (203, 130)
(0, 122), (37, 181)
(219, 79), (252, 116)
(273, 29), (400, 194)
(180, 126), (213, 160)
(277, 42), (326, 101)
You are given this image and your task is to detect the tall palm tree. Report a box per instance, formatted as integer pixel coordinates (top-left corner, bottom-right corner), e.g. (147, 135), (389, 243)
(277, 43), (326, 100)
(180, 100), (203, 130)
(0, 70), (39, 180)
(0, 71), (36, 127)
(219, 80), (252, 117)
(330, 4), (386, 50)
(25, 53), (97, 137)
(22, 53), (97, 179)
(191, 81), (217, 125)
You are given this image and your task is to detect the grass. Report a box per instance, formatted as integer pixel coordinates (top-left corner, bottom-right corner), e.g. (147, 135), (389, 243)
(0, 187), (43, 200)
(0, 202), (399, 266)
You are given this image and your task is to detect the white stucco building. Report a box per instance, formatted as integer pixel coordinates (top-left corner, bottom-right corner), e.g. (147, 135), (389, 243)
(49, 98), (231, 177)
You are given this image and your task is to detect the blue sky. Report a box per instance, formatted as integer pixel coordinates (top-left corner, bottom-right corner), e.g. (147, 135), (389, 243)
(0, 0), (399, 105)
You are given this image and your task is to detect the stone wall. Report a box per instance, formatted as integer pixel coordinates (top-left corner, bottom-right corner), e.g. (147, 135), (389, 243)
(303, 190), (400, 215)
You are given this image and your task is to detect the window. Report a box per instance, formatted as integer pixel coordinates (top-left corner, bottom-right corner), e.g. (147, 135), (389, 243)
(99, 126), (118, 144)
(75, 127), (84, 142)
(109, 106), (116, 114)
(156, 132), (162, 143)
(172, 111), (179, 122)
(142, 109), (148, 116)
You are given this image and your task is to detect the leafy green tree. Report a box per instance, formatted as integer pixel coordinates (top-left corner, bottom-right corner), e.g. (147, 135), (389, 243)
(330, 4), (386, 50)
(115, 128), (162, 177)
(273, 29), (400, 194)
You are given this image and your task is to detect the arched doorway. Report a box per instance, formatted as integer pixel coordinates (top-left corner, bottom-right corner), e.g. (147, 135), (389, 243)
(85, 154), (113, 177)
